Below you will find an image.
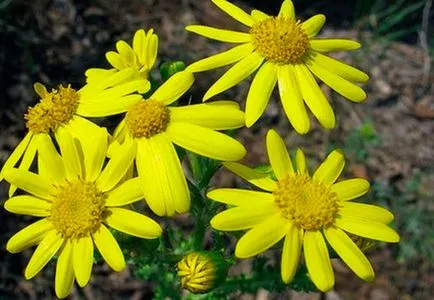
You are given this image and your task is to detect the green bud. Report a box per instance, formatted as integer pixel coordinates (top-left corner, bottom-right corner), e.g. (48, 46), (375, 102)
(160, 61), (186, 81)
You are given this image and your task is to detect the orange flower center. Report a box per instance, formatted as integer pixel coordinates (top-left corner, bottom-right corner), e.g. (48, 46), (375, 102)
(25, 85), (79, 134)
(273, 174), (339, 231)
(125, 99), (170, 138)
(250, 17), (309, 64)
(50, 180), (107, 239)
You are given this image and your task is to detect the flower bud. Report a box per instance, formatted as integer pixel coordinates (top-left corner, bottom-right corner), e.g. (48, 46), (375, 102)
(177, 251), (228, 294)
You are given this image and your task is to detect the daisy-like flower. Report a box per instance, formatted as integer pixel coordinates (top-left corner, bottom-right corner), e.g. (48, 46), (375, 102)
(78, 70), (246, 217)
(0, 70), (149, 196)
(207, 129), (399, 292)
(85, 29), (158, 83)
(186, 0), (369, 133)
(3, 127), (162, 299)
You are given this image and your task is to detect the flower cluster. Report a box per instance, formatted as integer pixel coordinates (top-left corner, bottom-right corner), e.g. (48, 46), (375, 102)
(0, 0), (399, 298)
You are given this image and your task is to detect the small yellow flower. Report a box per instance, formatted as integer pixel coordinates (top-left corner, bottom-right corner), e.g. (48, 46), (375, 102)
(3, 128), (162, 299)
(79, 71), (247, 217)
(207, 129), (399, 292)
(86, 28), (158, 82)
(186, 0), (369, 133)
(0, 72), (149, 196)
(177, 252), (228, 293)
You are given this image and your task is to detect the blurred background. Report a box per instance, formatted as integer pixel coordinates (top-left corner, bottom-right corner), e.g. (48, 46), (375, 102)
(0, 0), (433, 299)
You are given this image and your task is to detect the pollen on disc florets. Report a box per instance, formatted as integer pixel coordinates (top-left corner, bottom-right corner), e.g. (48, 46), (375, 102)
(273, 174), (340, 231)
(125, 99), (170, 138)
(24, 85), (79, 134)
(50, 180), (107, 239)
(250, 17), (309, 64)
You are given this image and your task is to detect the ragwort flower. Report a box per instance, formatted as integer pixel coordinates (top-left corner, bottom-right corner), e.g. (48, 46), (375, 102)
(78, 71), (246, 216)
(86, 28), (158, 82)
(3, 128), (162, 299)
(0, 71), (149, 196)
(208, 129), (399, 292)
(186, 0), (369, 133)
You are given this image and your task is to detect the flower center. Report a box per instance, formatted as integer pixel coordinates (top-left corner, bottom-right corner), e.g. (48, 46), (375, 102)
(50, 180), (107, 239)
(24, 85), (79, 134)
(250, 17), (309, 64)
(125, 99), (170, 138)
(273, 174), (339, 231)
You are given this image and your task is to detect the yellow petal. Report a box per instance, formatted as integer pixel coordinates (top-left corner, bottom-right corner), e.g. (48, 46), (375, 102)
(145, 30), (158, 70)
(235, 216), (289, 258)
(279, 0), (295, 19)
(211, 206), (278, 231)
(203, 52), (264, 101)
(250, 9), (269, 22)
(133, 29), (146, 61)
(81, 127), (108, 181)
(169, 101), (244, 130)
(106, 177), (144, 206)
(151, 71), (194, 105)
(295, 148), (308, 175)
(335, 215), (400, 243)
(85, 68), (117, 83)
(309, 51), (369, 83)
(294, 63), (335, 129)
(7, 219), (53, 253)
(324, 226), (374, 281)
(331, 178), (370, 201)
(73, 236), (94, 287)
(55, 241), (74, 299)
(77, 94), (142, 117)
(310, 39), (361, 52)
(25, 230), (64, 279)
(303, 230), (334, 292)
(4, 168), (54, 200)
(281, 224), (303, 283)
(55, 127), (83, 180)
(80, 68), (136, 93)
(313, 149), (345, 185)
(245, 62), (277, 127)
(96, 138), (136, 192)
(136, 134), (190, 216)
(166, 122), (246, 161)
(186, 43), (254, 73)
(306, 58), (367, 102)
(266, 129), (294, 179)
(301, 14), (326, 37)
(341, 202), (394, 224)
(95, 80), (150, 99)
(211, 0), (254, 27)
(9, 133), (39, 197)
(185, 25), (251, 43)
(35, 134), (65, 184)
(116, 40), (135, 66)
(207, 188), (274, 206)
(105, 208), (162, 239)
(106, 51), (127, 70)
(0, 132), (32, 181)
(277, 65), (310, 134)
(222, 161), (277, 191)
(4, 196), (51, 217)
(92, 224), (125, 272)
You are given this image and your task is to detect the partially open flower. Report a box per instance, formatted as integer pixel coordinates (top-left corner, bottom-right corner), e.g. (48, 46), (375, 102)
(177, 252), (229, 294)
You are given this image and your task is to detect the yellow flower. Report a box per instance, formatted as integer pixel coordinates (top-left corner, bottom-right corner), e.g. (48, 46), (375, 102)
(207, 129), (399, 292)
(3, 128), (162, 299)
(177, 251), (229, 293)
(78, 71), (246, 216)
(0, 71), (149, 196)
(85, 29), (158, 82)
(186, 0), (369, 133)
